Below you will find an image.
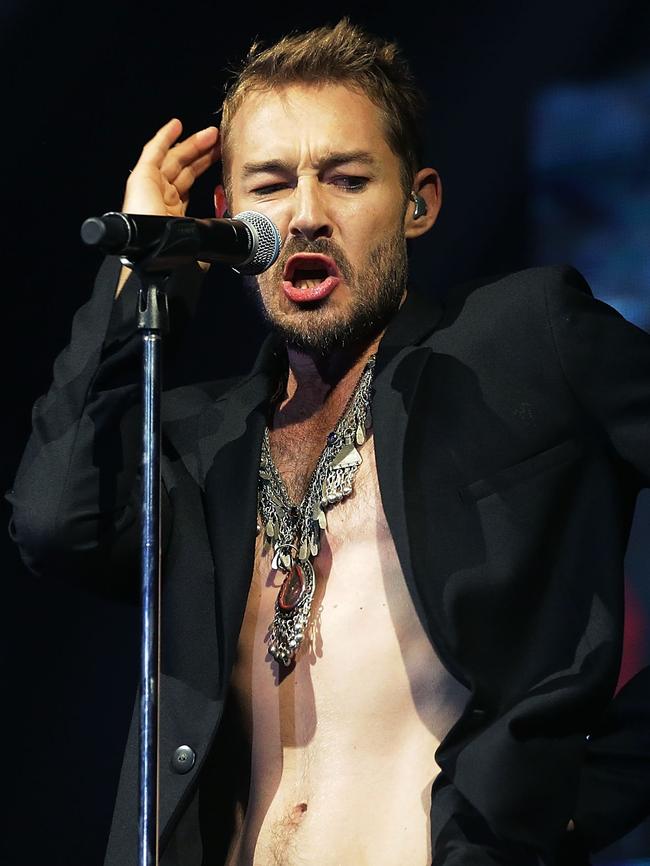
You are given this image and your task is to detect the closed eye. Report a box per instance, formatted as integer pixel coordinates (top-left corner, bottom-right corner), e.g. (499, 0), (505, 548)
(330, 175), (368, 191)
(252, 182), (290, 196)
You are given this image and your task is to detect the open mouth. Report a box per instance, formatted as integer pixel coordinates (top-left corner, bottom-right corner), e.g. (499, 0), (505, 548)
(282, 253), (342, 302)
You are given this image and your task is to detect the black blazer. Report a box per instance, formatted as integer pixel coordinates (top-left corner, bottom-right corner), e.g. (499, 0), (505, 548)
(9, 258), (650, 865)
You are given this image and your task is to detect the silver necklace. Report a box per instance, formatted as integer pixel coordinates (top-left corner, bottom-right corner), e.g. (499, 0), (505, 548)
(257, 355), (376, 666)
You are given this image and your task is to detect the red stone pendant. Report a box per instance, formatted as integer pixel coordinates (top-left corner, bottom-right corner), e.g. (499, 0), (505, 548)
(278, 564), (305, 612)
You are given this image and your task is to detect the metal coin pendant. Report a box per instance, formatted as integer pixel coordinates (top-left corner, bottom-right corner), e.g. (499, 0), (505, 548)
(278, 562), (306, 611)
(260, 354), (376, 667)
(269, 559), (316, 666)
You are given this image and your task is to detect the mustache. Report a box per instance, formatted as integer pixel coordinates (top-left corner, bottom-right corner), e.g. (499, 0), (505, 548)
(275, 236), (353, 282)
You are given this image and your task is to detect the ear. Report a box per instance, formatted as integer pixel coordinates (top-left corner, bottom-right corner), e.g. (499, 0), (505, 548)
(404, 168), (442, 239)
(214, 183), (231, 219)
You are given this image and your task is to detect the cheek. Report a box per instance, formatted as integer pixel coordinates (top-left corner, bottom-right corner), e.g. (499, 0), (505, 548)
(344, 212), (402, 258)
(263, 202), (292, 237)
(347, 191), (403, 230)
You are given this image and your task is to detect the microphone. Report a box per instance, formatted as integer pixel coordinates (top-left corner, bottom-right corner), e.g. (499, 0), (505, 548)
(80, 211), (281, 275)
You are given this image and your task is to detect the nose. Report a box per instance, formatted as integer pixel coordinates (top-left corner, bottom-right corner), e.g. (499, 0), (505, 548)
(287, 178), (333, 242)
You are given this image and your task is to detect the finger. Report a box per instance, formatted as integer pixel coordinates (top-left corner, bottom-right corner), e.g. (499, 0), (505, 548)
(161, 126), (219, 182)
(162, 180), (183, 210)
(137, 118), (184, 169)
(161, 128), (219, 185)
(170, 148), (221, 199)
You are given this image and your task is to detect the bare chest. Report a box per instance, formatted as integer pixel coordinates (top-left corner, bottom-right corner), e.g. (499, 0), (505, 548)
(231, 435), (469, 749)
(225, 439), (470, 866)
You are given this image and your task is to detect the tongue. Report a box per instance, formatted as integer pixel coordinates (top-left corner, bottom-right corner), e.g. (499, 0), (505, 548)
(283, 274), (340, 303)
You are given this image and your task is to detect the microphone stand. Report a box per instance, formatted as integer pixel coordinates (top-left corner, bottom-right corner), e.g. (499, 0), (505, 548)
(119, 226), (200, 866)
(80, 210), (279, 865)
(133, 263), (170, 866)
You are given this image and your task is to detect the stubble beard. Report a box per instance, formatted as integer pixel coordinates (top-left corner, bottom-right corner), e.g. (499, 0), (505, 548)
(244, 229), (409, 357)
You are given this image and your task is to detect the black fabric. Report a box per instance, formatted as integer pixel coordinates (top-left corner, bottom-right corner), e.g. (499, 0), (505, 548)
(574, 666), (650, 851)
(8, 259), (650, 865)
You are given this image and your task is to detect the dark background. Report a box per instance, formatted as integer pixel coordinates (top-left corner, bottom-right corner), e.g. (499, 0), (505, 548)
(2, 1), (649, 864)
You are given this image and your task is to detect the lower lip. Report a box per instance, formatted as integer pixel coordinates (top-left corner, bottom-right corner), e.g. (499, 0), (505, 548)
(282, 276), (340, 303)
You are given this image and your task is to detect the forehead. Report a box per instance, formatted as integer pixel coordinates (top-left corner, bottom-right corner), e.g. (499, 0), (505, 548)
(226, 83), (397, 172)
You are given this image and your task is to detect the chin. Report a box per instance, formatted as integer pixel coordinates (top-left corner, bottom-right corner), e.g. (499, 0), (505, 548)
(274, 305), (390, 356)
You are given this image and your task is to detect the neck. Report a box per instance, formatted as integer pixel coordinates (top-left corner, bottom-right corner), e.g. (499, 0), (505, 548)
(275, 335), (381, 423)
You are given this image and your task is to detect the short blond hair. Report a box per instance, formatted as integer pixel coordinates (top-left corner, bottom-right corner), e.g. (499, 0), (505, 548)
(219, 19), (426, 197)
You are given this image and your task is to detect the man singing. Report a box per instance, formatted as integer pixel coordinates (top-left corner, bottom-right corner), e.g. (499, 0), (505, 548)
(9, 18), (650, 866)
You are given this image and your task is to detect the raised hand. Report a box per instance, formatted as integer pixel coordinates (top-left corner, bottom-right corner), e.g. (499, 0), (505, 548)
(115, 119), (220, 294)
(122, 118), (219, 217)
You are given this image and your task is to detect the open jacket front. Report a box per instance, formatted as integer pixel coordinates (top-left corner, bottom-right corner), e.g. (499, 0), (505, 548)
(9, 257), (650, 865)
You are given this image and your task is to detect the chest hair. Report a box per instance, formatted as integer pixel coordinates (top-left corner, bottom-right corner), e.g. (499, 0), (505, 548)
(268, 367), (367, 504)
(268, 421), (333, 505)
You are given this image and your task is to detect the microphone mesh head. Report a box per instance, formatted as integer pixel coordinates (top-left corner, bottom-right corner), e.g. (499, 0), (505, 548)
(232, 211), (281, 275)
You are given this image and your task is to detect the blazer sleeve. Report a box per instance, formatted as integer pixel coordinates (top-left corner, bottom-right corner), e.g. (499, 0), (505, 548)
(7, 257), (204, 598)
(575, 665), (650, 851)
(431, 268), (650, 866)
(547, 268), (650, 857)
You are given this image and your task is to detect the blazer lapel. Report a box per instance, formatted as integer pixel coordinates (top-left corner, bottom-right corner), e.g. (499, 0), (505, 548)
(373, 289), (445, 651)
(198, 333), (286, 682)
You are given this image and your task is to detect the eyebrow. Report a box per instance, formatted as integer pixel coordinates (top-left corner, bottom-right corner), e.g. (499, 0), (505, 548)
(241, 150), (378, 178)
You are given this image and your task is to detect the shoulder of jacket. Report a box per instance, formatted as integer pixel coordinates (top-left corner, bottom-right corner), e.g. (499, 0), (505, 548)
(443, 264), (592, 312)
